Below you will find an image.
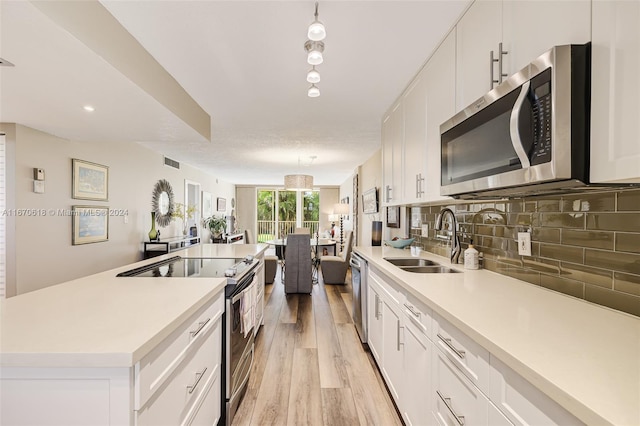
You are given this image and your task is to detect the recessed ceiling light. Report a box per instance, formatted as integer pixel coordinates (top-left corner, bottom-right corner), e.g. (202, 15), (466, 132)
(83, 105), (95, 112)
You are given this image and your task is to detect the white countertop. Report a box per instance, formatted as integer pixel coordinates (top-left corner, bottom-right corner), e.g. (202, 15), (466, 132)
(354, 246), (640, 426)
(0, 243), (268, 369)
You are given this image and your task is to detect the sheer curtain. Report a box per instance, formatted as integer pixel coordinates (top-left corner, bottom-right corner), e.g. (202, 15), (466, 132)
(0, 134), (6, 298)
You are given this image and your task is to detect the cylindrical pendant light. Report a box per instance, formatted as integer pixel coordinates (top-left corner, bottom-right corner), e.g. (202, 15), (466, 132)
(284, 174), (314, 191)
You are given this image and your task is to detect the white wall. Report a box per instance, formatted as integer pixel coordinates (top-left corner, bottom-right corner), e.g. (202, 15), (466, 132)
(319, 187), (339, 235)
(357, 149), (383, 246)
(2, 123), (235, 295)
(235, 186), (256, 242)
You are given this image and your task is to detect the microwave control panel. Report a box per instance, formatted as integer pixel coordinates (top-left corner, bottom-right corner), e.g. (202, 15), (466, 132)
(530, 68), (552, 165)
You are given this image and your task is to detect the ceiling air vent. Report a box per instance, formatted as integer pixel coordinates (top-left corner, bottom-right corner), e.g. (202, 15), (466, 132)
(164, 156), (180, 169)
(0, 58), (15, 67)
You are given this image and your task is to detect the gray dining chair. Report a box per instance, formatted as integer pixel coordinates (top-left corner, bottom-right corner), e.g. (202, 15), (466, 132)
(284, 234), (312, 294)
(321, 231), (353, 284)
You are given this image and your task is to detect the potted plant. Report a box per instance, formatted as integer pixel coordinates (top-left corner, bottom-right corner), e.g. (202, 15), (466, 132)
(202, 215), (227, 242)
(172, 203), (197, 235)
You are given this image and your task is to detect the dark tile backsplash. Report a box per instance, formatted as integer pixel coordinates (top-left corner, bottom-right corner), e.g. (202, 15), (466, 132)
(409, 187), (640, 317)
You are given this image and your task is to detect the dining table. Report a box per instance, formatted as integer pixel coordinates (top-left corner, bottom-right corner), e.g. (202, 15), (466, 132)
(265, 238), (337, 283)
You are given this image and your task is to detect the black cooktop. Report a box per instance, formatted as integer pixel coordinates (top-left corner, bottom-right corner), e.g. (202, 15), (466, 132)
(117, 256), (254, 279)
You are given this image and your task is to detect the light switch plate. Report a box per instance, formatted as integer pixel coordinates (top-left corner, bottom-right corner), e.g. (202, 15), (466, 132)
(33, 180), (45, 194)
(421, 224), (429, 236)
(518, 232), (532, 256)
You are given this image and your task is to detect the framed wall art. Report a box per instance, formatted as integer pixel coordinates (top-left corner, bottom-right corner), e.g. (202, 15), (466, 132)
(72, 205), (109, 245)
(202, 191), (213, 217)
(386, 206), (400, 228)
(72, 159), (109, 201)
(217, 197), (226, 212)
(362, 187), (378, 214)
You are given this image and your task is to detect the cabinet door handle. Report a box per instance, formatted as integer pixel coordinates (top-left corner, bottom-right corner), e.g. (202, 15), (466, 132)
(397, 319), (404, 351)
(187, 367), (207, 394)
(497, 42), (508, 84)
(437, 333), (466, 359)
(374, 294), (380, 319)
(416, 174), (425, 197)
(386, 185), (392, 202)
(190, 318), (211, 338)
(404, 303), (421, 319)
(490, 42), (509, 88)
(436, 390), (465, 426)
(490, 49), (499, 88)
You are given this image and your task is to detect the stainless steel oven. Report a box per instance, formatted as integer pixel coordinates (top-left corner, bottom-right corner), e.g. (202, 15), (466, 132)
(440, 43), (591, 199)
(223, 268), (257, 425)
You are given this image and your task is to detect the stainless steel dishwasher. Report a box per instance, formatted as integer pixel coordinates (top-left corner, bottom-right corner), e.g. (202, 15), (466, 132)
(350, 252), (368, 343)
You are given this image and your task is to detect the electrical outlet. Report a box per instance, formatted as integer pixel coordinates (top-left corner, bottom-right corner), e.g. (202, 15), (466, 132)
(421, 224), (429, 236)
(518, 232), (532, 256)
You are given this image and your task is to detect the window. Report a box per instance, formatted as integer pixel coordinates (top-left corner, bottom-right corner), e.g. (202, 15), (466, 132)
(256, 189), (319, 242)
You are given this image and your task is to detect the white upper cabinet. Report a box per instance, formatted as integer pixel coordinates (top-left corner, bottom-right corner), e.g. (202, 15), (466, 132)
(455, 0), (502, 111)
(381, 102), (404, 205)
(424, 31), (456, 202)
(456, 0), (591, 113)
(502, 0), (591, 73)
(590, 0), (640, 183)
(402, 71), (428, 204)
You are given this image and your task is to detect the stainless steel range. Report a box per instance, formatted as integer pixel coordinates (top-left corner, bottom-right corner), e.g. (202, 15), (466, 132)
(117, 255), (259, 425)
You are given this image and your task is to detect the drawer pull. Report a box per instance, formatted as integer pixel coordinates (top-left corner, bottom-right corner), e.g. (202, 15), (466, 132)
(187, 367), (207, 394)
(436, 390), (465, 426)
(396, 319), (404, 351)
(437, 333), (466, 359)
(190, 318), (211, 338)
(404, 303), (421, 318)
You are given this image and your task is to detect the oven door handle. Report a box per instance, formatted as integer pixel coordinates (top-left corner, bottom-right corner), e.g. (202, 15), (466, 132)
(509, 80), (532, 169)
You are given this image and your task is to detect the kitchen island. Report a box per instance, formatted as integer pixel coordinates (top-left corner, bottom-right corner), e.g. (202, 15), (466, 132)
(0, 243), (268, 425)
(354, 246), (640, 426)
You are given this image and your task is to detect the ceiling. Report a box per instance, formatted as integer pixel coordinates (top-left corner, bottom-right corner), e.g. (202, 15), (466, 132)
(1, 0), (470, 186)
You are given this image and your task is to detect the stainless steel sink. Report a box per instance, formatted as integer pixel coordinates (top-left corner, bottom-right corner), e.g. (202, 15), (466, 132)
(384, 257), (440, 267)
(399, 266), (461, 274)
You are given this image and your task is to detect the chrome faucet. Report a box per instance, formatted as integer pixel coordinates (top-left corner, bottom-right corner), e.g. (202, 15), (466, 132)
(435, 208), (461, 264)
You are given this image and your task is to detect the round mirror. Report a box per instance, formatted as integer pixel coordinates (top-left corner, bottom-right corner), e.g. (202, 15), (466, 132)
(151, 179), (175, 227)
(159, 192), (170, 215)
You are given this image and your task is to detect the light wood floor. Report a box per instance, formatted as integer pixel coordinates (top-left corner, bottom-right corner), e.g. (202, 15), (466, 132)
(232, 267), (403, 426)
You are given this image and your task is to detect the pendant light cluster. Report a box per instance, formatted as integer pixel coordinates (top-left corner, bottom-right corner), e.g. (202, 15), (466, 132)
(304, 2), (326, 98)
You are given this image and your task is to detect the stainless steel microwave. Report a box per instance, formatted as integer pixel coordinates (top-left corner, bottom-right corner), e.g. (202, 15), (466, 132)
(440, 43), (591, 199)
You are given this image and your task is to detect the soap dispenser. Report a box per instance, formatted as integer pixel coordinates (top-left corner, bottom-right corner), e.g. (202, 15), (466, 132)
(464, 239), (479, 270)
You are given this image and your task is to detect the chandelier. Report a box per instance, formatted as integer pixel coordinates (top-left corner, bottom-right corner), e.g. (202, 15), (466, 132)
(305, 2), (326, 98)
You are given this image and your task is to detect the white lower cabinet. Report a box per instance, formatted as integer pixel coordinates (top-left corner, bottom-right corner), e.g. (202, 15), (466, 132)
(0, 292), (225, 426)
(402, 299), (433, 426)
(489, 356), (582, 425)
(432, 347), (488, 426)
(381, 295), (404, 402)
(367, 278), (384, 362)
(135, 314), (221, 426)
(433, 313), (490, 392)
(365, 261), (582, 426)
(368, 269), (405, 402)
